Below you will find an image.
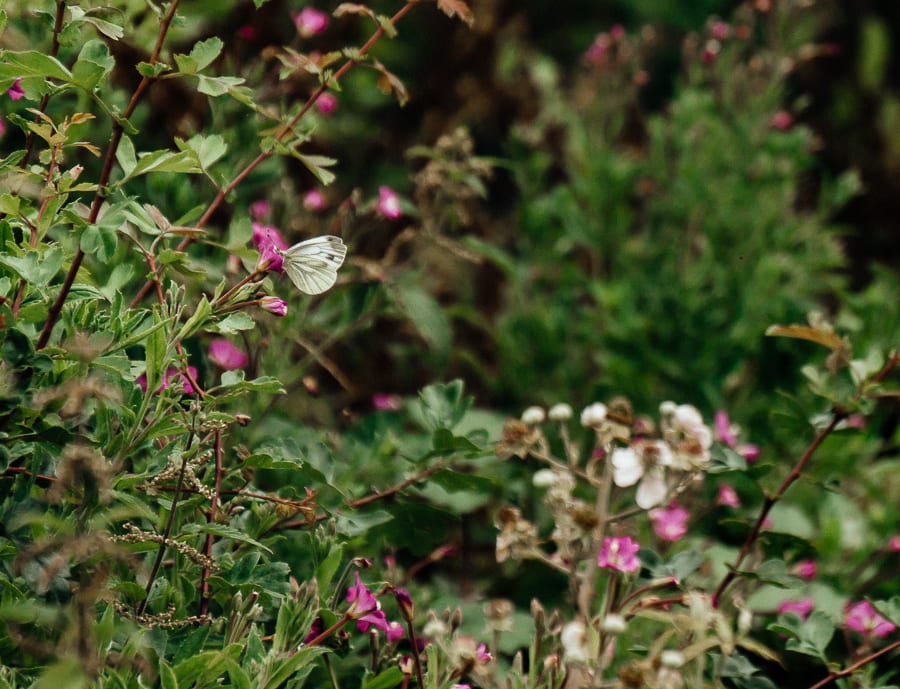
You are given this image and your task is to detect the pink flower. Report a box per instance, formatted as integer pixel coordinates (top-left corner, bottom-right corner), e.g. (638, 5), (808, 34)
(259, 296), (288, 316)
(316, 92), (337, 115)
(137, 366), (199, 395)
(649, 502), (690, 542)
(208, 338), (248, 370)
(250, 200), (270, 220)
(845, 601), (897, 638)
(710, 20), (730, 40)
(376, 186), (402, 219)
(0, 118), (6, 138)
(373, 393), (402, 411)
(717, 484), (741, 508)
(385, 620), (404, 642)
(347, 572), (379, 616)
(714, 410), (738, 447)
(7, 77), (24, 101)
(778, 597), (814, 620)
(237, 25), (256, 40)
(252, 222), (289, 273)
(609, 24), (625, 41)
(294, 6), (329, 38)
(889, 535), (900, 552)
(770, 111), (793, 130)
(303, 189), (326, 211)
(597, 536), (641, 573)
(584, 34), (610, 66)
(794, 560), (817, 580)
(393, 588), (414, 621)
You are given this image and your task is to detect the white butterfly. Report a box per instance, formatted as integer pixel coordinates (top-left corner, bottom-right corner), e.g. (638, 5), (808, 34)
(276, 235), (347, 295)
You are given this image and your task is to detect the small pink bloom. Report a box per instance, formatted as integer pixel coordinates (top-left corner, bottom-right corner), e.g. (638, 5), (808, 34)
(770, 111), (793, 130)
(385, 621), (404, 642)
(715, 410), (738, 447)
(597, 536), (641, 573)
(237, 25), (256, 40)
(717, 484), (741, 508)
(889, 535), (900, 552)
(794, 560), (817, 580)
(845, 601), (897, 638)
(778, 597), (814, 620)
(252, 222), (289, 273)
(250, 200), (270, 220)
(208, 338), (248, 370)
(260, 296), (288, 317)
(452, 685), (473, 689)
(394, 588), (414, 620)
(7, 77), (24, 101)
(294, 6), (329, 38)
(137, 366), (199, 395)
(649, 502), (690, 542)
(609, 24), (625, 41)
(303, 189), (326, 211)
(710, 21), (730, 40)
(373, 393), (402, 411)
(316, 92), (337, 115)
(702, 40), (720, 65)
(761, 517), (773, 529)
(0, 118), (6, 137)
(585, 34), (610, 66)
(476, 643), (492, 663)
(845, 414), (866, 429)
(376, 186), (402, 219)
(303, 617), (323, 644)
(737, 443), (760, 462)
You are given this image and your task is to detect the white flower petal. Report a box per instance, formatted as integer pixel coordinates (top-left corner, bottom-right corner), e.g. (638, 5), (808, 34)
(611, 448), (642, 487)
(636, 470), (667, 509)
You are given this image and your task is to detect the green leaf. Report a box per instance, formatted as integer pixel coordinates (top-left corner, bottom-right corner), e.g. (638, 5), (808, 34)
(413, 380), (471, 431)
(116, 134), (137, 177)
(123, 149), (202, 180)
(210, 312), (255, 334)
(159, 660), (179, 689)
(0, 50), (73, 84)
(782, 610), (835, 663)
(179, 523), (272, 553)
(30, 658), (89, 689)
(392, 282), (451, 357)
(136, 61), (170, 78)
(196, 74), (253, 106)
(0, 247), (64, 285)
(71, 39), (114, 91)
(362, 667), (405, 689)
(315, 545), (344, 593)
(79, 223), (117, 261)
(294, 152), (337, 186)
(175, 133), (227, 171)
(176, 295), (212, 341)
(188, 36), (224, 73)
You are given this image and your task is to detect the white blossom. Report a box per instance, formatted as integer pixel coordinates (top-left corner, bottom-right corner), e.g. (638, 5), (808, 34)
(521, 406), (546, 425)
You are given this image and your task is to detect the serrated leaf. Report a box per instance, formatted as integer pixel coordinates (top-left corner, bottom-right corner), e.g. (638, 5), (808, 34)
(137, 61), (170, 78)
(175, 133), (227, 171)
(414, 380), (471, 431)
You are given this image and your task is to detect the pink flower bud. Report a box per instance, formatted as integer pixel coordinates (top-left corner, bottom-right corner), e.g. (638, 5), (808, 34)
(376, 186), (402, 219)
(7, 78), (24, 101)
(303, 189), (327, 211)
(294, 6), (329, 38)
(316, 92), (337, 115)
(260, 296), (288, 316)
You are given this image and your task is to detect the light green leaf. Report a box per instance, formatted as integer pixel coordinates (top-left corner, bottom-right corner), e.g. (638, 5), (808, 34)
(392, 282), (452, 357)
(294, 152), (337, 186)
(210, 312), (255, 334)
(0, 50), (73, 84)
(71, 39), (114, 91)
(180, 523), (272, 553)
(124, 149), (202, 180)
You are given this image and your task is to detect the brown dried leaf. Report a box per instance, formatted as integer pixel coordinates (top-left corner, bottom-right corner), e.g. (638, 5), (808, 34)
(437, 0), (474, 27)
(334, 3), (376, 20)
(765, 324), (848, 351)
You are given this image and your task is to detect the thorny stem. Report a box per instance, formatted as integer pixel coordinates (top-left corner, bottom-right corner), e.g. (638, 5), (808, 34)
(37, 0), (183, 350)
(128, 0), (423, 308)
(805, 639), (900, 689)
(199, 429), (224, 616)
(137, 424), (196, 616)
(712, 352), (900, 607)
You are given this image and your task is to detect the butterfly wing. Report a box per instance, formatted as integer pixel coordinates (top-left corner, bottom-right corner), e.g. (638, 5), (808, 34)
(281, 235), (347, 295)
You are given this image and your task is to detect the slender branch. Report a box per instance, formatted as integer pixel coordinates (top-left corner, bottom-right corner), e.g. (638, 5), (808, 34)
(806, 639), (900, 689)
(37, 0), (183, 350)
(347, 462), (446, 508)
(129, 0), (423, 308)
(713, 351), (899, 607)
(712, 413), (841, 607)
